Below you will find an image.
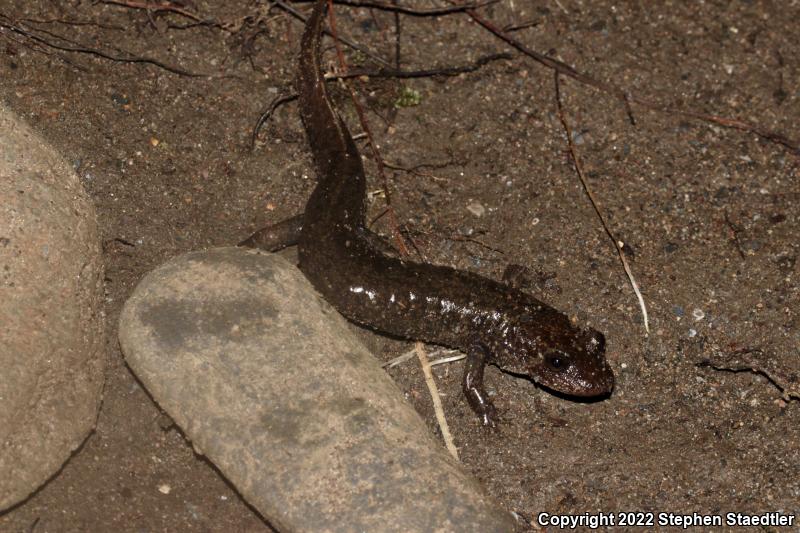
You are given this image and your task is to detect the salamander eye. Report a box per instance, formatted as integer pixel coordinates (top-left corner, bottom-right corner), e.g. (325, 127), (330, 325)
(545, 351), (571, 372)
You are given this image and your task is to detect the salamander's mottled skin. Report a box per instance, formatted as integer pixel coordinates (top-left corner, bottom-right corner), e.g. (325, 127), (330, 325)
(242, 0), (614, 426)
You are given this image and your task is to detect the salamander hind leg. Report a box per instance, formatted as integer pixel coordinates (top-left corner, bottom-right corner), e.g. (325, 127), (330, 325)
(239, 213), (304, 251)
(356, 226), (400, 257)
(462, 341), (499, 428)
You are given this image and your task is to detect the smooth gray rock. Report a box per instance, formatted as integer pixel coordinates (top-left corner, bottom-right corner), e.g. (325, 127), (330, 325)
(118, 247), (515, 533)
(0, 103), (105, 511)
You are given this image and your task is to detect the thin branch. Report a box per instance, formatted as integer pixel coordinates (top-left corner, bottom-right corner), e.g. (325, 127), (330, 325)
(0, 16), (210, 77)
(250, 51), (511, 145)
(21, 17), (126, 31)
(251, 92), (298, 150)
(449, 233), (506, 255)
(1, 29), (89, 71)
(502, 20), (540, 33)
(635, 102), (800, 155)
(456, 0), (800, 154)
(554, 73), (650, 334)
(99, 0), (205, 23)
(98, 0), (234, 32)
(698, 348), (799, 401)
(333, 52), (513, 79)
(723, 211), (746, 260)
(459, 2), (636, 124)
(272, 0), (393, 67)
(392, 0), (400, 69)
(294, 0), (499, 17)
(383, 156), (455, 173)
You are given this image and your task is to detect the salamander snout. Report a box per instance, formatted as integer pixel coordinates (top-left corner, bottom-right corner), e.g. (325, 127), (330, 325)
(535, 328), (614, 397)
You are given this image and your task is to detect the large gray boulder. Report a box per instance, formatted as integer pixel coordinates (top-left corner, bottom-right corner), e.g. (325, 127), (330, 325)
(118, 247), (515, 532)
(0, 103), (106, 510)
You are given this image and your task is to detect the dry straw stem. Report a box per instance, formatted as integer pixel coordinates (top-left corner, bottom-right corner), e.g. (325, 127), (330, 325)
(415, 343), (460, 460)
(554, 73), (650, 334)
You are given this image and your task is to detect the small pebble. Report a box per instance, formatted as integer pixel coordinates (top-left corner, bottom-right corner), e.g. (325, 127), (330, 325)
(466, 201), (485, 217)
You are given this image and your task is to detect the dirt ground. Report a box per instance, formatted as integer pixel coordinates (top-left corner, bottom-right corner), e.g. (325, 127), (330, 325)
(1, 1), (798, 531)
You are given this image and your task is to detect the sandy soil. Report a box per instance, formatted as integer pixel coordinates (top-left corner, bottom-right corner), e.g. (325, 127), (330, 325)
(1, 1), (798, 531)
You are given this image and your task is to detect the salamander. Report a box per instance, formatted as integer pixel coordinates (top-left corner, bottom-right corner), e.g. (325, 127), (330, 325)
(241, 0), (614, 426)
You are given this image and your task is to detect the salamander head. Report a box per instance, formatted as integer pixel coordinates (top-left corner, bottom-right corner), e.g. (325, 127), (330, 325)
(508, 314), (614, 397)
(537, 327), (613, 396)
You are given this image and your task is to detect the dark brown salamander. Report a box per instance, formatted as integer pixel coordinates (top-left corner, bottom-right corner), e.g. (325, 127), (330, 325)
(241, 0), (613, 426)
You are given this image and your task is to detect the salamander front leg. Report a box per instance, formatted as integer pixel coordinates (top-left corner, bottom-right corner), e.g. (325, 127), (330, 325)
(462, 341), (498, 427)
